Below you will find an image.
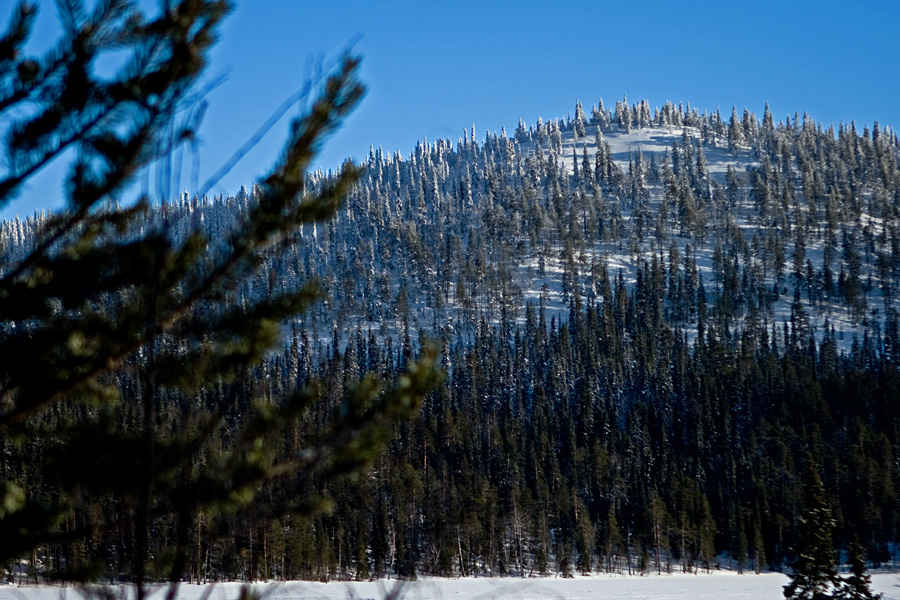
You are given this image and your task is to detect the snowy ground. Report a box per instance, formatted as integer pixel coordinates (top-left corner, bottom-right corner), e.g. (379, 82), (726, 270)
(5, 572), (900, 600)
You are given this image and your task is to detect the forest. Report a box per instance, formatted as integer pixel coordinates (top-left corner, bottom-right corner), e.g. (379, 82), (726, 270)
(3, 88), (900, 582)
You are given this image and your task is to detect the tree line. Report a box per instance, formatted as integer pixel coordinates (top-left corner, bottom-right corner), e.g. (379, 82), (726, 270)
(5, 264), (899, 582)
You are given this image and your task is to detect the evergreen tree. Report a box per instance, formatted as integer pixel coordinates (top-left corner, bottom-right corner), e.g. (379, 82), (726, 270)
(784, 457), (841, 599)
(836, 536), (882, 600)
(729, 106), (745, 150)
(0, 0), (438, 593)
(574, 100), (587, 138)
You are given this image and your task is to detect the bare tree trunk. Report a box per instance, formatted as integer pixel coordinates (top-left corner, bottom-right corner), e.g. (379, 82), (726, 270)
(457, 528), (467, 577)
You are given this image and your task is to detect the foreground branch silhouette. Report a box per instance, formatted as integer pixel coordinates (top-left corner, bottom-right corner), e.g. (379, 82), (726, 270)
(0, 1), (439, 594)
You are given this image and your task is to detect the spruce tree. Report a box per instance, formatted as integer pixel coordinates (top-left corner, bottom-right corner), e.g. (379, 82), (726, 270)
(784, 456), (841, 599)
(0, 0), (438, 592)
(837, 536), (882, 600)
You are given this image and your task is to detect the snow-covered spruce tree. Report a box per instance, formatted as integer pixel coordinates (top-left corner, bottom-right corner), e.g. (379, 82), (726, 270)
(0, 0), (437, 593)
(784, 456), (841, 600)
(573, 100), (586, 138)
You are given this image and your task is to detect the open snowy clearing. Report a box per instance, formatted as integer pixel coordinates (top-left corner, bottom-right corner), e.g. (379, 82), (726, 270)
(5, 572), (900, 600)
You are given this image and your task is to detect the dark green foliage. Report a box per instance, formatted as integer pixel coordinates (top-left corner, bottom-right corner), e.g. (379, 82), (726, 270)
(197, 289), (896, 581)
(836, 536), (882, 600)
(784, 457), (840, 599)
(0, 0), (438, 592)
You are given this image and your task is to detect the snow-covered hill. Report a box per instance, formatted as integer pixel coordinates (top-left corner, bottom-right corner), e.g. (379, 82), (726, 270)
(3, 100), (898, 356)
(4, 99), (900, 587)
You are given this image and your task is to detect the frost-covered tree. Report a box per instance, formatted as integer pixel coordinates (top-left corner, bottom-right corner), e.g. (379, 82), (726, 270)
(574, 100), (587, 137)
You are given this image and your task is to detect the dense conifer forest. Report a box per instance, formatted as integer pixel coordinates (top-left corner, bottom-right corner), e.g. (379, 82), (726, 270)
(3, 97), (900, 582)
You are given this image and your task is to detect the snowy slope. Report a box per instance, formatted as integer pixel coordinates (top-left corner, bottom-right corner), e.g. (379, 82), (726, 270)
(2, 101), (898, 355)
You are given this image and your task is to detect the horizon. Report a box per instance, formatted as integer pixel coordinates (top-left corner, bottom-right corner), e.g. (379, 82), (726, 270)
(3, 0), (899, 220)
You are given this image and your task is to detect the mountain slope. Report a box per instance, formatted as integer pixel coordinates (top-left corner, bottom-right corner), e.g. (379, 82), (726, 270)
(15, 98), (887, 354)
(2, 99), (900, 581)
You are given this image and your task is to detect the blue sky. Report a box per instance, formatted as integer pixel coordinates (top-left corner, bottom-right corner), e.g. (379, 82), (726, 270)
(3, 0), (899, 219)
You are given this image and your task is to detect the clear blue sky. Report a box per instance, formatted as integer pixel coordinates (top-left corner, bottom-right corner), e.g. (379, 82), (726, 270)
(3, 0), (899, 219)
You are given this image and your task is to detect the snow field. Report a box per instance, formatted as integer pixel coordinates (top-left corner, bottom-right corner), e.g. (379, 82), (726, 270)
(5, 572), (900, 600)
